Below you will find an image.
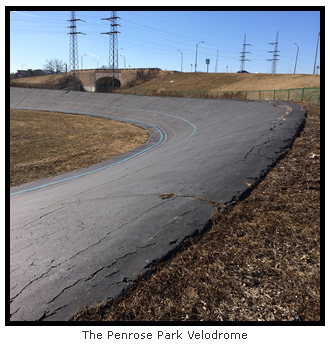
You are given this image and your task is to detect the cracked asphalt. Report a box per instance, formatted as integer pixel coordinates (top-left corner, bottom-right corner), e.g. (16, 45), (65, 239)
(9, 88), (306, 321)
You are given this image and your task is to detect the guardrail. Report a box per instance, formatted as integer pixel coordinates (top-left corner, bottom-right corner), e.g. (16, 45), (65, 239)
(116, 87), (320, 103)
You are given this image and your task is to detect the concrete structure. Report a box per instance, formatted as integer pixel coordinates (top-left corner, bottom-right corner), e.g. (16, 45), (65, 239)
(75, 68), (160, 92)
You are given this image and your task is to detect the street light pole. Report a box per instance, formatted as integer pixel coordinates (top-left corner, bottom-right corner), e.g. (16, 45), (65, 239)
(177, 49), (183, 72)
(120, 55), (126, 68)
(81, 54), (87, 69)
(313, 32), (320, 74)
(294, 43), (299, 74)
(118, 48), (123, 68)
(215, 49), (219, 73)
(195, 41), (204, 72)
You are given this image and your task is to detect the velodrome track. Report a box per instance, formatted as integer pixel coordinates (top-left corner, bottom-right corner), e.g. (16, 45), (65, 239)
(9, 87), (306, 321)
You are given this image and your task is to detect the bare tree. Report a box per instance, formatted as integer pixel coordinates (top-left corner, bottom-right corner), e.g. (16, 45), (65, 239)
(44, 59), (66, 74)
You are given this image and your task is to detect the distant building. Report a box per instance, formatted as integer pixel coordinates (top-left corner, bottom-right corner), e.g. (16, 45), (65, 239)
(11, 69), (54, 79)
(15, 70), (30, 78)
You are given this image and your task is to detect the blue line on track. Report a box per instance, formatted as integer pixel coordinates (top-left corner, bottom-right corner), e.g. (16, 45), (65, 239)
(10, 104), (197, 196)
(10, 118), (164, 197)
(107, 105), (197, 140)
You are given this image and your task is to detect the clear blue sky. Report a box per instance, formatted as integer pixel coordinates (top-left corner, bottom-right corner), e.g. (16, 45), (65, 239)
(10, 9), (321, 74)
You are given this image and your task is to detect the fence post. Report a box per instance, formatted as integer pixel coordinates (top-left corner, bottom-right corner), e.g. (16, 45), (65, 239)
(301, 88), (305, 102)
(273, 90), (276, 100)
(288, 89), (290, 101)
(259, 91), (261, 100)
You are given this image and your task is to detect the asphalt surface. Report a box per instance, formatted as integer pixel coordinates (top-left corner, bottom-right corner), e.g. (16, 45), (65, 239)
(9, 87), (306, 321)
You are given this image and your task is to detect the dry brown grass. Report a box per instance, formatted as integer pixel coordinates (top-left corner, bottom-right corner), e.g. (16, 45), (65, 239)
(10, 73), (71, 86)
(132, 71), (320, 92)
(11, 71), (320, 93)
(70, 103), (320, 322)
(10, 109), (149, 187)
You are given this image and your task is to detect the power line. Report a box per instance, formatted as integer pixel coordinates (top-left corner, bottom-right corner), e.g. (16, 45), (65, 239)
(12, 11), (318, 74)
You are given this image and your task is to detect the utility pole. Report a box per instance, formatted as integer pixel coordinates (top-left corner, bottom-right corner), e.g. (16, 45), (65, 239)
(67, 11), (85, 90)
(239, 34), (251, 71)
(101, 11), (120, 90)
(81, 53), (87, 70)
(177, 49), (183, 72)
(195, 41), (204, 72)
(215, 49), (219, 73)
(267, 31), (280, 74)
(313, 32), (320, 74)
(294, 43), (299, 74)
(120, 55), (126, 69)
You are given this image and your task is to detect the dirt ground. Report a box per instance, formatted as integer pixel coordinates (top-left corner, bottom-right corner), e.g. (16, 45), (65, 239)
(10, 109), (149, 187)
(70, 103), (321, 322)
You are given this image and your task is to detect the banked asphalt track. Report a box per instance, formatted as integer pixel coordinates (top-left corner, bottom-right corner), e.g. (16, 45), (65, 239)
(9, 87), (306, 321)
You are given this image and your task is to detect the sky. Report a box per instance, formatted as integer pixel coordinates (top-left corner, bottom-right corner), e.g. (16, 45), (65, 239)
(9, 9), (321, 75)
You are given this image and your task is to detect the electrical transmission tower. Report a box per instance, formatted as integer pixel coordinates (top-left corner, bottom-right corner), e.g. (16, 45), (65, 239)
(67, 11), (85, 89)
(267, 31), (280, 74)
(101, 11), (121, 90)
(239, 34), (252, 71)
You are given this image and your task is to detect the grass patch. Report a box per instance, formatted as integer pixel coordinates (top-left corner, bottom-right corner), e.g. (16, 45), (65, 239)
(10, 109), (149, 187)
(70, 103), (320, 322)
(127, 71), (320, 92)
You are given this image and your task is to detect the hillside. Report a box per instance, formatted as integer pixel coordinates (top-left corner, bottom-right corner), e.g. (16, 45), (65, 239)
(11, 70), (320, 92)
(132, 71), (320, 91)
(10, 73), (73, 88)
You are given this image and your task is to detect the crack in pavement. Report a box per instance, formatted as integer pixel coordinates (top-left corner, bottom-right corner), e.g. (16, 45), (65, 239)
(11, 198), (174, 314)
(37, 304), (68, 321)
(46, 279), (82, 305)
(15, 204), (69, 231)
(64, 199), (169, 263)
(85, 242), (158, 283)
(10, 183), (258, 318)
(10, 266), (54, 303)
(159, 192), (225, 208)
(34, 243), (160, 321)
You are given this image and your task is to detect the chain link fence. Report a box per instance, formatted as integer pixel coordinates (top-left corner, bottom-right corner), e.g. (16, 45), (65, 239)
(116, 87), (320, 103)
(11, 80), (320, 104)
